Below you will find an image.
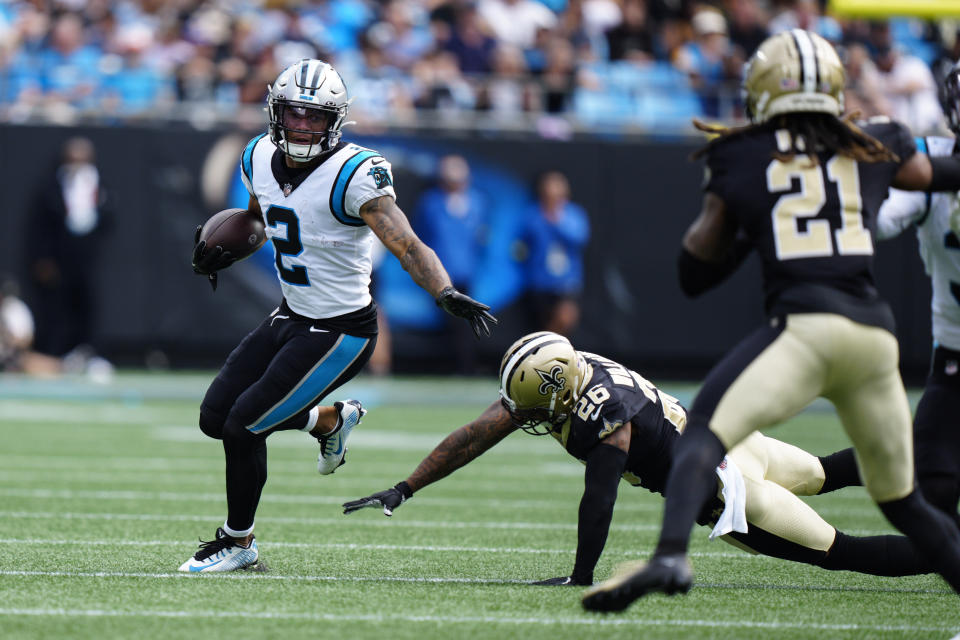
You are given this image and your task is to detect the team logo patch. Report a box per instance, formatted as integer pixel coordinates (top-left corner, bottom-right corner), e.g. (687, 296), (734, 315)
(535, 365), (565, 395)
(367, 166), (392, 189)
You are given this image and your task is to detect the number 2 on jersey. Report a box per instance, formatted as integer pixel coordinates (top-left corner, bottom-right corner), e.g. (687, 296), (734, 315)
(767, 154), (873, 260)
(266, 205), (309, 286)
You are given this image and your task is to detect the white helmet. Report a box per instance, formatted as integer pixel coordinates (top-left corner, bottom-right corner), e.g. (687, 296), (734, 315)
(267, 59), (351, 162)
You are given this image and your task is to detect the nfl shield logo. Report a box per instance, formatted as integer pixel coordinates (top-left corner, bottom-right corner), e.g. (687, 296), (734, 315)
(282, 183), (293, 197)
(947, 360), (958, 376)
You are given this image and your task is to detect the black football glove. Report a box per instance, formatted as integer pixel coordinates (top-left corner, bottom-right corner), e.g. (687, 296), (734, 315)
(192, 225), (234, 291)
(342, 481), (413, 516)
(435, 286), (498, 339)
(531, 575), (593, 586)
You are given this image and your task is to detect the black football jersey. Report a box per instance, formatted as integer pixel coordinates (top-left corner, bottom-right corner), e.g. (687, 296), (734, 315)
(703, 119), (917, 332)
(549, 352), (685, 495)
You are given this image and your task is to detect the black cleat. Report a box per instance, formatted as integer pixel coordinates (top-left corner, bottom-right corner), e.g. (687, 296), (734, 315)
(581, 554), (692, 613)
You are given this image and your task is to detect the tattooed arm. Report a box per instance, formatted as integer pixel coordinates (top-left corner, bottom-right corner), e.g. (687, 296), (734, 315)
(405, 401), (518, 492)
(341, 401), (518, 515)
(360, 195), (452, 297)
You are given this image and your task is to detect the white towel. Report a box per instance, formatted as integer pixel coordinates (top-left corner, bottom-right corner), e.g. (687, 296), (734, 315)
(709, 456), (748, 540)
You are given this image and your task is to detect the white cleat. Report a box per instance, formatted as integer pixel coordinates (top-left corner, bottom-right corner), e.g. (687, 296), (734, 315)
(317, 399), (366, 475)
(178, 527), (259, 573)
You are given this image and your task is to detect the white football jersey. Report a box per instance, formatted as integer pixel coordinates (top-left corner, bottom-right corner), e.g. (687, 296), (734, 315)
(877, 135), (960, 350)
(240, 135), (396, 319)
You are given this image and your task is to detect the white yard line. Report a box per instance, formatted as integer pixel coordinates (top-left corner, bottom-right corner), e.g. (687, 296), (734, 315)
(0, 510), (897, 536)
(0, 537), (768, 559)
(0, 604), (953, 632)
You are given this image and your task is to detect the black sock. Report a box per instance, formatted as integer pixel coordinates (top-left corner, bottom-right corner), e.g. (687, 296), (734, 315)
(918, 473), (960, 530)
(224, 429), (268, 532)
(879, 490), (960, 592)
(817, 448), (862, 493)
(819, 531), (930, 576)
(655, 423), (726, 556)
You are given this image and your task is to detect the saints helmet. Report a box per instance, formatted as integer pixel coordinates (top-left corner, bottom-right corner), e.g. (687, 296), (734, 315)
(267, 59), (351, 162)
(499, 332), (586, 436)
(742, 29), (845, 123)
(942, 61), (960, 138)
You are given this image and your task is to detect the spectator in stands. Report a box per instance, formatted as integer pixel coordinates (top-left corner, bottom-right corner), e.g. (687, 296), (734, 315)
(518, 171), (590, 337)
(24, 137), (112, 359)
(477, 44), (535, 119)
(479, 0), (559, 50)
(414, 155), (489, 374)
(38, 12), (102, 110)
(843, 41), (889, 120)
(861, 22), (944, 134)
(724, 0), (769, 61)
(605, 0), (656, 62)
(674, 8), (737, 118)
(442, 4), (498, 74)
(373, 0), (434, 72)
(768, 0), (842, 42)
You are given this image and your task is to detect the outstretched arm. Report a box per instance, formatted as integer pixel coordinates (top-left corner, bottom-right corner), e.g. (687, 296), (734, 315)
(342, 401), (517, 515)
(535, 422), (631, 587)
(360, 195), (497, 337)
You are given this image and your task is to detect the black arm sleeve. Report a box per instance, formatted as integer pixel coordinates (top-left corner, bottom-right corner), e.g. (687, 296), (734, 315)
(928, 155), (960, 192)
(677, 237), (752, 298)
(571, 443), (629, 584)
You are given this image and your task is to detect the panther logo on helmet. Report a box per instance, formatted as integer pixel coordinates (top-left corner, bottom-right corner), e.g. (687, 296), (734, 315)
(499, 332), (586, 435)
(743, 29), (845, 123)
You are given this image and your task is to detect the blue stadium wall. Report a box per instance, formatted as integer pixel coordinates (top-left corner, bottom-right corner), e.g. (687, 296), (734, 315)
(0, 124), (934, 382)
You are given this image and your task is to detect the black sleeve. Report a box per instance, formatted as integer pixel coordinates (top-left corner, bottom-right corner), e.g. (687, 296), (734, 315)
(571, 443), (629, 583)
(928, 155), (960, 192)
(677, 236), (752, 298)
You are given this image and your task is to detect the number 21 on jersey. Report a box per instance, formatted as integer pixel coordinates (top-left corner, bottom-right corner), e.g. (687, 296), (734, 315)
(767, 130), (873, 261)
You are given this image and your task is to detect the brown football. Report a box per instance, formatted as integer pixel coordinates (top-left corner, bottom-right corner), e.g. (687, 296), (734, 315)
(198, 208), (266, 261)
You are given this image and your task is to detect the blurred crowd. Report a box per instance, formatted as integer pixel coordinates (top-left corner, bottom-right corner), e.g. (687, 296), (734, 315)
(0, 0), (958, 135)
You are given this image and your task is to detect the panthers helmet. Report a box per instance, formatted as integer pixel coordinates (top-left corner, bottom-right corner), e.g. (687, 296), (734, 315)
(499, 332), (586, 436)
(942, 61), (960, 138)
(267, 59), (351, 162)
(743, 29), (845, 123)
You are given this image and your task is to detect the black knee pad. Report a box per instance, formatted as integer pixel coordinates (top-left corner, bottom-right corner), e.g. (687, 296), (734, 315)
(198, 404), (226, 440)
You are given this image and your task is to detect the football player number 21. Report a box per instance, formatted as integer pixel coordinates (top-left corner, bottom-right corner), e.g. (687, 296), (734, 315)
(266, 205), (309, 286)
(767, 155), (873, 261)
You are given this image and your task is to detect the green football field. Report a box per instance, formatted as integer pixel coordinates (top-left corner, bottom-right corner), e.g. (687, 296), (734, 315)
(1, 372), (957, 640)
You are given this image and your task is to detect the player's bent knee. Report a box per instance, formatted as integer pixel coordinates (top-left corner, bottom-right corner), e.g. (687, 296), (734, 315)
(198, 405), (225, 440)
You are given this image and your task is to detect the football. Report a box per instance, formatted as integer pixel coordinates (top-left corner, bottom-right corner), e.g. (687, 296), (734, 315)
(197, 208), (266, 262)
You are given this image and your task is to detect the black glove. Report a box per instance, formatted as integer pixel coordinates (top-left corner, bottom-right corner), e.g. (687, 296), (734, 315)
(342, 481), (413, 516)
(531, 575), (593, 586)
(192, 225), (234, 291)
(435, 286), (498, 339)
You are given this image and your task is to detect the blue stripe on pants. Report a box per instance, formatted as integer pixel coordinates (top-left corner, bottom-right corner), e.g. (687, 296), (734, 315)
(246, 334), (369, 433)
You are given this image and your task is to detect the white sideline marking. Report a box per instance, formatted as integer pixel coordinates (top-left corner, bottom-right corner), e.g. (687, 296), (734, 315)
(0, 487), (661, 513)
(0, 510), (612, 531)
(0, 511), (897, 536)
(0, 605), (954, 633)
(0, 537), (765, 560)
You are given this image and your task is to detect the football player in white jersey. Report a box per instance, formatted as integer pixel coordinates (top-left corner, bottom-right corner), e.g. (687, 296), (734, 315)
(180, 59), (497, 573)
(875, 62), (960, 530)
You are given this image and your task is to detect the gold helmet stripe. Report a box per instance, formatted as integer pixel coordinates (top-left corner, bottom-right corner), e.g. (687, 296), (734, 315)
(790, 29), (818, 95)
(500, 333), (569, 395)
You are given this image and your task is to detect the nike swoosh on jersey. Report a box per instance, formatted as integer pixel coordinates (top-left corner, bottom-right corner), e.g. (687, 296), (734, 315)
(589, 406), (602, 421)
(309, 326), (329, 333)
(371, 158), (385, 165)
